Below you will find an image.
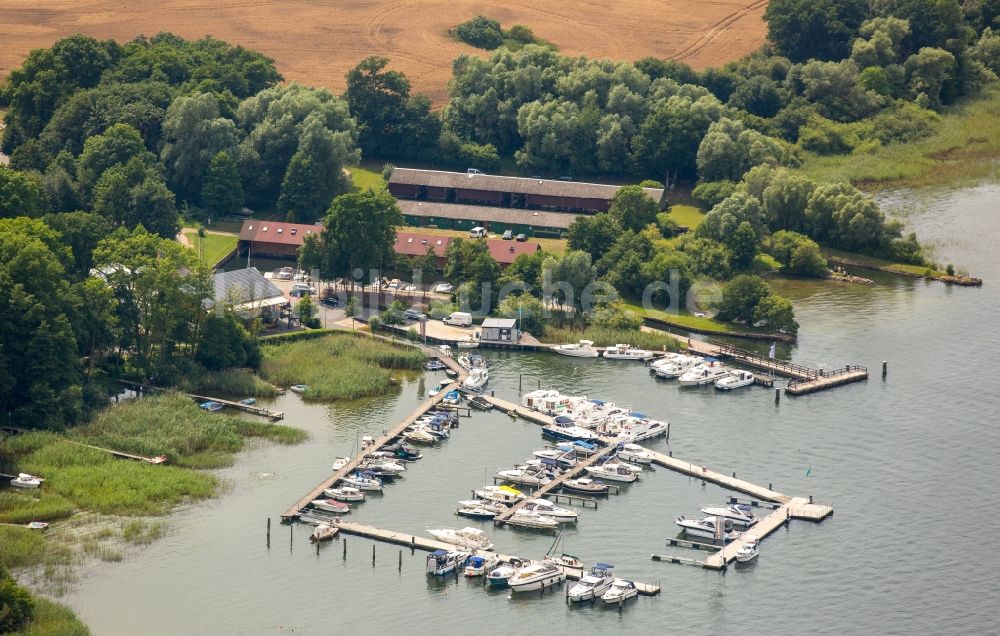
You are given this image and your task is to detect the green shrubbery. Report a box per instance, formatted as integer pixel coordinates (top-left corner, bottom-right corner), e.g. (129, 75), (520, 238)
(451, 17), (548, 51)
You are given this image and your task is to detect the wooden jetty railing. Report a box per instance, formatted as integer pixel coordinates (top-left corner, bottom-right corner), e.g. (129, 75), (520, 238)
(279, 354), (468, 521)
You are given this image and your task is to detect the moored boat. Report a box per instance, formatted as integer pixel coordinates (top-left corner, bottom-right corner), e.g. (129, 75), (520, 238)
(323, 486), (365, 502)
(561, 477), (609, 495)
(542, 420), (602, 443)
(679, 360), (730, 386)
(341, 471), (383, 492)
(586, 462), (639, 483)
(551, 340), (599, 358)
(331, 457), (350, 471)
(426, 527), (494, 550)
(310, 498), (350, 514)
(508, 510), (559, 530)
(473, 485), (525, 505)
(464, 554), (500, 576)
(456, 504), (499, 520)
(715, 370), (756, 390)
(508, 562), (566, 592)
(520, 498), (578, 523)
(426, 550), (469, 576)
(602, 344), (655, 361)
(616, 443), (655, 465)
(735, 536), (760, 562)
(424, 359), (447, 371)
(9, 473), (42, 489)
(497, 465), (551, 487)
(468, 396), (493, 410)
(699, 503), (757, 527)
(309, 523), (339, 542)
(462, 367), (489, 391)
(289, 384), (308, 394)
(674, 516), (739, 542)
(602, 579), (639, 604)
(199, 400), (223, 412)
(486, 559), (526, 588)
(567, 563), (615, 602)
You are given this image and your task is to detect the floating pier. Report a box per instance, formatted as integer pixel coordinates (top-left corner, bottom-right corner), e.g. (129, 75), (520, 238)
(280, 355), (468, 521)
(333, 521), (660, 595)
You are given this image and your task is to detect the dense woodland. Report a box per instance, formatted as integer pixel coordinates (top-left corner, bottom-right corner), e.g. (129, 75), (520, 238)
(1, 0), (998, 435)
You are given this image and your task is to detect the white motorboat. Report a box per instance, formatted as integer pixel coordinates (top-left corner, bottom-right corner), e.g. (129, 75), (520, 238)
(543, 533), (583, 569)
(601, 414), (668, 442)
(715, 370), (756, 390)
(735, 536), (760, 562)
(310, 499), (350, 514)
(289, 384), (308, 394)
(602, 344), (655, 361)
(456, 504), (499, 520)
(616, 443), (655, 465)
(561, 477), (609, 495)
(456, 337), (479, 349)
(531, 448), (577, 468)
(521, 389), (574, 416)
(508, 562), (566, 592)
(403, 428), (437, 444)
(679, 363), (731, 386)
(674, 516), (739, 542)
(361, 457), (406, 475)
(462, 367), (489, 391)
(457, 353), (486, 370)
(486, 559), (527, 588)
(473, 485), (525, 505)
(9, 473), (42, 489)
(586, 462), (639, 483)
(551, 340), (599, 358)
(464, 554), (500, 576)
(542, 421), (602, 443)
(497, 466), (551, 487)
(699, 503), (758, 527)
(331, 457), (350, 471)
(602, 579), (639, 604)
(426, 549), (469, 576)
(426, 527), (494, 550)
(309, 523), (339, 542)
(323, 486), (365, 502)
(509, 510), (559, 530)
(340, 471), (383, 492)
(521, 498), (578, 523)
(567, 563), (615, 602)
(651, 355), (702, 378)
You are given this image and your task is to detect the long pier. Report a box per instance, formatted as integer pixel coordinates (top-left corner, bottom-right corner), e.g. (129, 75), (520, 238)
(493, 449), (610, 527)
(333, 520), (659, 595)
(116, 380), (285, 420)
(0, 428), (165, 464)
(280, 354), (467, 521)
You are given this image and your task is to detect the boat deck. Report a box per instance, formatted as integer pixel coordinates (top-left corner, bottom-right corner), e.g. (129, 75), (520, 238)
(334, 521), (659, 595)
(280, 354), (468, 521)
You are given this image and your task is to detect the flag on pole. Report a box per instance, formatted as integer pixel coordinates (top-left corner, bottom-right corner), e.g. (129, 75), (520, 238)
(768, 342), (776, 359)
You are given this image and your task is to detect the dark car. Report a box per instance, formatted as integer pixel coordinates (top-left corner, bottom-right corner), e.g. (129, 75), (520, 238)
(515, 233), (528, 242)
(321, 296), (339, 307)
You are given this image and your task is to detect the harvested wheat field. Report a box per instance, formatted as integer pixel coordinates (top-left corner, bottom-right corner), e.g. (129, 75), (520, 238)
(0, 0), (768, 104)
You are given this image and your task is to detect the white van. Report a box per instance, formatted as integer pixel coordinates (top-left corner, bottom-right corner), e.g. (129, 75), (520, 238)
(469, 226), (487, 238)
(443, 312), (473, 327)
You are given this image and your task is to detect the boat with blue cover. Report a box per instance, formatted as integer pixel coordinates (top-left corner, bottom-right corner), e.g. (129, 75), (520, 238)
(426, 550), (469, 576)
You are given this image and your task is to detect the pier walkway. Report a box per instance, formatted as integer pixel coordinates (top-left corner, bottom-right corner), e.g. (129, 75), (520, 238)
(280, 354), (467, 521)
(333, 521), (659, 595)
(493, 449), (610, 527)
(117, 380), (285, 420)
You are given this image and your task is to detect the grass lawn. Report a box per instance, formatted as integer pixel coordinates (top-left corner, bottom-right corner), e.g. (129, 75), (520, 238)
(348, 164), (387, 192)
(667, 203), (705, 231)
(821, 247), (949, 277)
(542, 325), (681, 351)
(400, 225), (569, 254)
(798, 86), (1000, 189)
(619, 299), (784, 337)
(181, 229), (238, 266)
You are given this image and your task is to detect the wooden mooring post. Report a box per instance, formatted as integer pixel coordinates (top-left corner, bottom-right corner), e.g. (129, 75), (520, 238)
(266, 518), (271, 549)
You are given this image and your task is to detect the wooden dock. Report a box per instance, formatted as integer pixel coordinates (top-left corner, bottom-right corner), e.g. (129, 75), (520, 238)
(785, 368), (870, 395)
(493, 448), (611, 527)
(482, 395), (555, 426)
(280, 355), (467, 521)
(643, 448), (789, 503)
(333, 520), (659, 595)
(186, 394), (285, 421)
(63, 440), (167, 464)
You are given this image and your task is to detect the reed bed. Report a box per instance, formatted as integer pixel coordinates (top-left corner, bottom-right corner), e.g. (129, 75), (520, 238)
(0, 491), (76, 524)
(15, 597), (90, 636)
(179, 369), (280, 398)
(543, 326), (682, 351)
(261, 333), (425, 401)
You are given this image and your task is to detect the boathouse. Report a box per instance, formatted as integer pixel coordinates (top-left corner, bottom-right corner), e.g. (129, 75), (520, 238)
(210, 267), (287, 319)
(387, 168), (665, 214)
(480, 317), (519, 343)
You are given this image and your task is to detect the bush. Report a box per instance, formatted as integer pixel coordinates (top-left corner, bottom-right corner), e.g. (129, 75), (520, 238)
(453, 16), (504, 50)
(590, 302), (643, 330)
(692, 180), (737, 208)
(0, 575), (34, 632)
(543, 326), (681, 351)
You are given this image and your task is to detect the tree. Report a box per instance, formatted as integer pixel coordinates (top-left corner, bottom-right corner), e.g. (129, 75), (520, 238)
(609, 185), (660, 231)
(345, 296), (360, 329)
(716, 274), (770, 323)
(42, 211), (113, 279)
(0, 573), (35, 632)
(905, 47), (957, 110)
(567, 213), (620, 261)
(697, 191), (765, 242)
(314, 189), (403, 287)
(344, 57), (440, 160)
(0, 167), (45, 218)
(590, 302), (644, 330)
(498, 293), (545, 335)
(726, 220), (758, 271)
(545, 250), (598, 317)
(754, 294), (798, 333)
(195, 311), (260, 370)
(453, 16), (505, 49)
(92, 157), (178, 238)
(160, 92), (239, 204)
(677, 236), (731, 280)
(201, 151), (244, 217)
(764, 0), (870, 63)
(870, 0), (965, 51)
(297, 294), (318, 328)
(767, 230), (828, 277)
(76, 123), (154, 197)
(631, 94), (725, 180)
(597, 231), (655, 297)
(0, 218), (84, 429)
(762, 171), (816, 232)
(277, 112), (356, 222)
(503, 249), (547, 295)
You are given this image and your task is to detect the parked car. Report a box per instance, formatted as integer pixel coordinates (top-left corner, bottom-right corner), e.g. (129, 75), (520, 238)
(401, 283), (417, 292)
(515, 233), (527, 242)
(443, 312), (473, 327)
(385, 279), (401, 290)
(321, 297), (340, 307)
(433, 283), (454, 293)
(403, 309), (427, 321)
(290, 283), (317, 297)
(469, 226), (487, 238)
(467, 168), (484, 175)
(502, 229), (513, 240)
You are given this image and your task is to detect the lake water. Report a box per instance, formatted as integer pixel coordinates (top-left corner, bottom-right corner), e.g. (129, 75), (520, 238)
(57, 185), (1000, 634)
